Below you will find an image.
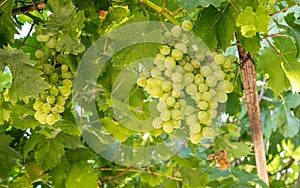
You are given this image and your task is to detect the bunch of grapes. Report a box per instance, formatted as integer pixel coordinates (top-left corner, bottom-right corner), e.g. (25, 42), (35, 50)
(33, 34), (73, 125)
(137, 21), (235, 144)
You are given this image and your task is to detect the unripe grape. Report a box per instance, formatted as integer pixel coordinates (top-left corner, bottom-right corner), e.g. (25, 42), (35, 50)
(36, 34), (50, 42)
(171, 88), (181, 98)
(164, 69), (173, 77)
(43, 64), (54, 75)
(160, 110), (171, 121)
(216, 91), (228, 103)
(161, 93), (170, 102)
(215, 54), (226, 65)
(163, 121), (174, 133)
(62, 71), (72, 79)
(190, 59), (200, 69)
(181, 20), (193, 31)
(172, 49), (183, 61)
(46, 37), (57, 49)
(213, 70), (225, 81)
(198, 83), (208, 92)
(190, 133), (202, 144)
(157, 64), (166, 71)
(38, 113), (48, 124)
(211, 100), (218, 109)
(162, 82), (172, 92)
(171, 109), (182, 120)
(59, 86), (71, 97)
(174, 65), (184, 74)
(194, 74), (204, 85)
(50, 87), (59, 96)
(184, 105), (195, 115)
(210, 109), (218, 118)
(56, 95), (65, 105)
(172, 119), (181, 128)
(49, 73), (59, 83)
(175, 43), (187, 54)
(137, 77), (147, 87)
(153, 54), (165, 65)
(164, 56), (176, 70)
(183, 63), (194, 73)
(157, 101), (167, 112)
(174, 101), (181, 109)
(201, 92), (212, 101)
(210, 89), (217, 97)
(160, 45), (171, 55)
(198, 101), (208, 110)
(205, 75), (218, 87)
(186, 84), (198, 95)
(224, 80), (233, 93)
(33, 100), (44, 110)
(200, 66), (212, 77)
(151, 67), (162, 78)
(61, 64), (69, 72)
(216, 81), (226, 91)
(150, 85), (163, 98)
(63, 79), (73, 88)
(223, 57), (232, 70)
(42, 103), (52, 113)
(46, 113), (57, 125)
(40, 91), (49, 100)
(210, 62), (220, 70)
(166, 96), (176, 107)
(147, 78), (163, 86)
(46, 95), (56, 104)
(34, 110), (43, 120)
(197, 111), (210, 122)
(164, 31), (172, 39)
(186, 114), (198, 124)
(182, 73), (194, 86)
(171, 25), (182, 38)
(190, 123), (201, 134)
(35, 50), (45, 59)
(195, 52), (205, 61)
(202, 127), (216, 138)
(171, 72), (183, 83)
(152, 117), (163, 128)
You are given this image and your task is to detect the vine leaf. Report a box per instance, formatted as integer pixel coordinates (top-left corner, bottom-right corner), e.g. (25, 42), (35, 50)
(193, 1), (254, 50)
(0, 0), (19, 46)
(180, 167), (209, 187)
(140, 173), (164, 187)
(0, 47), (50, 103)
(24, 133), (65, 170)
(65, 162), (98, 188)
(257, 37), (300, 96)
(236, 5), (270, 38)
(175, 0), (225, 13)
(0, 98), (11, 125)
(278, 13), (300, 57)
(0, 135), (22, 179)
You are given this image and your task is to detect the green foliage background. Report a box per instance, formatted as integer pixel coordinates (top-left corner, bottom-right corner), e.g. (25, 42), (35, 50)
(0, 0), (300, 187)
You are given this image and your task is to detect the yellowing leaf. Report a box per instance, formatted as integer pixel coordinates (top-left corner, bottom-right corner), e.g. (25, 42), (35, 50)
(236, 5), (270, 37)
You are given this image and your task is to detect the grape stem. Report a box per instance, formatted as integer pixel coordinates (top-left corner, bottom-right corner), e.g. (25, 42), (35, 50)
(12, 3), (46, 16)
(139, 0), (180, 25)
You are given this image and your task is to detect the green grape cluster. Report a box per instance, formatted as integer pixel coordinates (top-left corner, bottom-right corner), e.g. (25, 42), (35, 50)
(33, 62), (73, 125)
(137, 20), (235, 144)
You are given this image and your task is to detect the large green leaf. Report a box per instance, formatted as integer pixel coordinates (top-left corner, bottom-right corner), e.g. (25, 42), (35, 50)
(0, 47), (50, 103)
(278, 13), (300, 57)
(232, 170), (268, 188)
(0, 97), (11, 125)
(193, 1), (256, 50)
(236, 5), (270, 38)
(257, 37), (299, 96)
(180, 167), (209, 187)
(175, 0), (225, 13)
(0, 135), (22, 179)
(65, 162), (98, 188)
(0, 0), (18, 47)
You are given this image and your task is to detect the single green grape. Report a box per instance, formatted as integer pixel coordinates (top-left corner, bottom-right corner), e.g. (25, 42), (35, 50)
(160, 110), (171, 121)
(33, 100), (44, 110)
(190, 123), (201, 134)
(34, 110), (43, 120)
(160, 45), (171, 55)
(61, 64), (69, 72)
(215, 54), (226, 65)
(35, 50), (45, 59)
(213, 70), (225, 81)
(171, 109), (182, 120)
(38, 113), (48, 124)
(201, 92), (212, 101)
(150, 85), (163, 98)
(171, 72), (183, 83)
(49, 73), (59, 83)
(186, 84), (198, 95)
(46, 95), (56, 104)
(190, 133), (202, 144)
(45, 37), (57, 49)
(151, 67), (162, 78)
(50, 87), (59, 96)
(197, 111), (210, 122)
(42, 103), (52, 113)
(163, 121), (174, 133)
(198, 101), (208, 110)
(171, 25), (182, 38)
(153, 54), (165, 65)
(166, 96), (176, 107)
(43, 64), (54, 75)
(56, 95), (66, 105)
(224, 80), (233, 93)
(198, 83), (208, 92)
(59, 86), (71, 97)
(63, 79), (73, 88)
(172, 119), (181, 128)
(183, 63), (194, 73)
(216, 81), (226, 91)
(152, 117), (163, 129)
(62, 71), (72, 79)
(200, 66), (212, 77)
(164, 56), (176, 70)
(175, 43), (187, 54)
(223, 57), (232, 70)
(46, 113), (57, 125)
(190, 59), (200, 69)
(164, 31), (172, 39)
(205, 75), (218, 87)
(186, 114), (198, 124)
(194, 74), (204, 85)
(181, 20), (193, 31)
(216, 91), (228, 103)
(171, 49), (183, 61)
(161, 82), (172, 92)
(36, 34), (50, 42)
(202, 127), (216, 138)
(182, 73), (194, 86)
(137, 77), (147, 87)
(183, 105), (195, 115)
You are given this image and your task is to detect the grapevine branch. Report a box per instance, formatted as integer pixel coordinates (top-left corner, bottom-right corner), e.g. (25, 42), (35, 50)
(235, 33), (269, 185)
(12, 3), (46, 16)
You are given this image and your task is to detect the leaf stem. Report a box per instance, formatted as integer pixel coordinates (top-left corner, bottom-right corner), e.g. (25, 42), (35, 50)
(262, 31), (285, 39)
(265, 38), (281, 56)
(269, 4), (298, 16)
(139, 0), (179, 25)
(19, 22), (35, 49)
(0, 0), (8, 8)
